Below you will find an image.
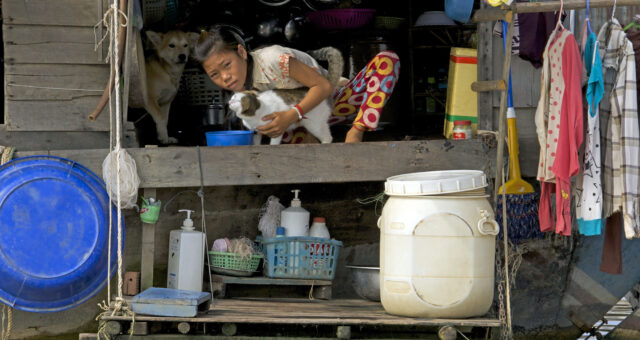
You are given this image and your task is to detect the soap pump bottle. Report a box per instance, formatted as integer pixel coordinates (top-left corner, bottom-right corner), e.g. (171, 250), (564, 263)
(280, 189), (310, 237)
(167, 209), (205, 292)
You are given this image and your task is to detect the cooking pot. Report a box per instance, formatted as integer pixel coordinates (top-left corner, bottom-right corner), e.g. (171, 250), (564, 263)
(203, 104), (226, 126)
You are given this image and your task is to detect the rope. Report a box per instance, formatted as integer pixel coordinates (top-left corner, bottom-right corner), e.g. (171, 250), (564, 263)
(1, 304), (12, 340)
(96, 1), (137, 336)
(94, 5), (128, 63)
(355, 192), (386, 216)
(197, 147), (216, 304)
(308, 280), (315, 300)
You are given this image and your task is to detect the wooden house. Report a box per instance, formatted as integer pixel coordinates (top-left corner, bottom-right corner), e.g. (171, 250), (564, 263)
(2, 1), (640, 339)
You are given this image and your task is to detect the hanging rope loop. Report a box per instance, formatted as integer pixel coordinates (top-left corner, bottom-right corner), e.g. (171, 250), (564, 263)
(93, 4), (129, 63)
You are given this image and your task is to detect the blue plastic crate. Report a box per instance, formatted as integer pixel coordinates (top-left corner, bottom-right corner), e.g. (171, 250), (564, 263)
(262, 236), (342, 280)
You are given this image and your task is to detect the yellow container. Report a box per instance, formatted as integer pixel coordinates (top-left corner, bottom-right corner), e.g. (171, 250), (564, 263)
(443, 48), (478, 139)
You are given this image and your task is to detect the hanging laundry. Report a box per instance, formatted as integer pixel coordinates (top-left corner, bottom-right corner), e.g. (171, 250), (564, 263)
(492, 0), (566, 67)
(517, 10), (567, 68)
(598, 18), (640, 239)
(535, 28), (584, 236)
(576, 31), (604, 236)
(600, 212), (623, 274)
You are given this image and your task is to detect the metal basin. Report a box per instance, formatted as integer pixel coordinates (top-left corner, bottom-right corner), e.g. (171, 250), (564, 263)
(346, 265), (380, 301)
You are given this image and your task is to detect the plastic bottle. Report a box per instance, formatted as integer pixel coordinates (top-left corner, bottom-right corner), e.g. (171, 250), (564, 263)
(280, 189), (310, 237)
(309, 217), (330, 272)
(273, 226), (287, 272)
(167, 209), (205, 292)
(309, 217), (330, 239)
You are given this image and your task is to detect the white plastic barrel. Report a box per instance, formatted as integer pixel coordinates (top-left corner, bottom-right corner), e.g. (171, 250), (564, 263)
(378, 170), (499, 318)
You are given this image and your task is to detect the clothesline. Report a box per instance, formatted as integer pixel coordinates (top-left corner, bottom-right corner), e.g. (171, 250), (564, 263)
(473, 0), (640, 22)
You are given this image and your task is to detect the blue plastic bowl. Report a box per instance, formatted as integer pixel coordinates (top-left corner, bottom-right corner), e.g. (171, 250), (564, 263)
(445, 0), (474, 24)
(0, 156), (122, 312)
(206, 130), (253, 146)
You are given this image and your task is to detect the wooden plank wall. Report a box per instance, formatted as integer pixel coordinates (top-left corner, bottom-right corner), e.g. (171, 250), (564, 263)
(2, 0), (111, 132)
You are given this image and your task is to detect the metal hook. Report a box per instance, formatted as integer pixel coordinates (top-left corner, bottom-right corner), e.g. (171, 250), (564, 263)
(556, 0), (564, 30)
(586, 0), (592, 33)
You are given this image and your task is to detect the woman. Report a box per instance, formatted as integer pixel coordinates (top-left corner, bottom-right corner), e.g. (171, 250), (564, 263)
(193, 27), (400, 143)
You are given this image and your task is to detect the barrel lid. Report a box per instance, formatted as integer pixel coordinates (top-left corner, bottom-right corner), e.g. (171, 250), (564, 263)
(385, 170), (487, 196)
(0, 156), (121, 312)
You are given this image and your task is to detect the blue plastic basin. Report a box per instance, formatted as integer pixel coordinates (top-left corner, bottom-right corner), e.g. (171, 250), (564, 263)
(0, 156), (122, 312)
(445, 0), (474, 23)
(206, 130), (253, 146)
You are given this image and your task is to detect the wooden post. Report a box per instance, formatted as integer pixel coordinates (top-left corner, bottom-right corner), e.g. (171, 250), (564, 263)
(337, 326), (351, 339)
(121, 0), (134, 123)
(140, 185), (157, 291)
(493, 14), (515, 340)
(105, 321), (122, 336)
(177, 322), (191, 334)
(221, 323), (237, 336)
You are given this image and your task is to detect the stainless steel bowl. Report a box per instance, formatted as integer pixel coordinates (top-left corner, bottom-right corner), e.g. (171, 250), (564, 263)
(346, 265), (380, 301)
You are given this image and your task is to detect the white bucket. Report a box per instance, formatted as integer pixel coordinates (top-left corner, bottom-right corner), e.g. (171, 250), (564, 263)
(378, 170), (499, 318)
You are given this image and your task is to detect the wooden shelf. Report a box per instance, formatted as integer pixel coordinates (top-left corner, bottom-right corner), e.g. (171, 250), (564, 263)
(102, 298), (502, 328)
(14, 140), (497, 188)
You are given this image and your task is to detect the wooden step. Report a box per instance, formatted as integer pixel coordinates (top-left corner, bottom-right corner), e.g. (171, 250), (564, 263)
(471, 80), (507, 92)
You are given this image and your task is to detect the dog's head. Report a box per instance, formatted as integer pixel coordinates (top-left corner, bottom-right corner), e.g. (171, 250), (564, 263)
(229, 91), (261, 119)
(146, 30), (199, 65)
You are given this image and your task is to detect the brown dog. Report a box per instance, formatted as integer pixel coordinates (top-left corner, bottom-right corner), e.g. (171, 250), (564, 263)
(134, 30), (198, 144)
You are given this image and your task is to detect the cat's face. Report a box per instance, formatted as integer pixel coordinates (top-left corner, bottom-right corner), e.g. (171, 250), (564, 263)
(229, 91), (260, 119)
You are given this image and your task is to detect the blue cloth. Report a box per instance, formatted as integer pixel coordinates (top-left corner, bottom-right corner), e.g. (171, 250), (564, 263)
(585, 32), (604, 117)
(577, 218), (603, 236)
(578, 32), (604, 236)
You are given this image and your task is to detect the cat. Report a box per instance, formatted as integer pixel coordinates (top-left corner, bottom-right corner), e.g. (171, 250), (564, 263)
(229, 88), (333, 145)
(228, 47), (344, 145)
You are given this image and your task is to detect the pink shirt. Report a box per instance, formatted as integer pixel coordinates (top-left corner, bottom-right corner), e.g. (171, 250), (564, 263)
(537, 29), (584, 235)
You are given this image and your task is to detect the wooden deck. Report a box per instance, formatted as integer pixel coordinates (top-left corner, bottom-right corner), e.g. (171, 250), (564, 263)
(102, 298), (501, 328)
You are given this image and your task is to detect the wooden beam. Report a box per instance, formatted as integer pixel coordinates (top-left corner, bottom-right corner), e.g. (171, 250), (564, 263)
(514, 0), (640, 13)
(471, 80), (507, 92)
(476, 1), (494, 131)
(472, 8), (509, 22)
(14, 140), (497, 188)
(140, 187), (157, 291)
(473, 0), (640, 22)
(3, 0), (107, 26)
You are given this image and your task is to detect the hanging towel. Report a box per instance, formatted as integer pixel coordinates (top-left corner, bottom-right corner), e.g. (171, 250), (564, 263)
(598, 19), (640, 239)
(576, 32), (604, 236)
(535, 28), (584, 235)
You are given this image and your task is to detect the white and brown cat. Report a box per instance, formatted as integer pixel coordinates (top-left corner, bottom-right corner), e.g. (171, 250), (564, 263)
(228, 47), (344, 145)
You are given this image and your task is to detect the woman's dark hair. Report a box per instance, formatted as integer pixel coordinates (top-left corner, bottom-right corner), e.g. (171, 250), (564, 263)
(193, 26), (246, 63)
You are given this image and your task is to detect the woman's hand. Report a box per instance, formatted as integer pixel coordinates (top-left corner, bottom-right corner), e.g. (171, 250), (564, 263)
(256, 109), (299, 138)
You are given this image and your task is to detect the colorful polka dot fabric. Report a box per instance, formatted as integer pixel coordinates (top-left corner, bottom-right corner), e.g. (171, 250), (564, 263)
(282, 51), (400, 143)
